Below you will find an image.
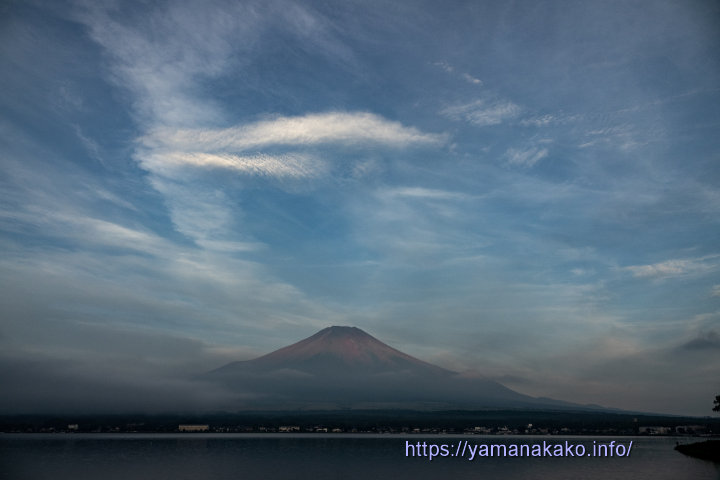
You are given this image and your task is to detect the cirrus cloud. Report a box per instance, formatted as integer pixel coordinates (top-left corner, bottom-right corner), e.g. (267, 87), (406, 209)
(143, 112), (447, 153)
(505, 145), (549, 167)
(441, 99), (521, 126)
(624, 255), (720, 279)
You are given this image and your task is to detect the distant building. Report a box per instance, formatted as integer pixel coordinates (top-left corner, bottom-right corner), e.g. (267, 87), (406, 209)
(178, 424), (209, 432)
(67, 424), (79, 431)
(639, 426), (671, 435)
(278, 426), (300, 432)
(675, 425), (708, 435)
(470, 426), (491, 434)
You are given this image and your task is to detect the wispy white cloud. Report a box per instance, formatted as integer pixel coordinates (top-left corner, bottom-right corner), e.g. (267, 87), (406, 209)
(624, 255), (720, 279)
(577, 118), (667, 152)
(462, 73), (482, 85)
(432, 61), (454, 73)
(77, 1), (446, 252)
(72, 124), (104, 166)
(504, 145), (549, 167)
(519, 114), (557, 127)
(441, 99), (520, 126)
(0, 154), (165, 256)
(432, 61), (482, 85)
(143, 112), (446, 152)
(74, 1), (259, 127)
(385, 186), (473, 201)
(140, 152), (323, 179)
(2, 209), (169, 256)
(0, 237), (338, 357)
(135, 111), (445, 245)
(143, 177), (255, 250)
(712, 285), (720, 297)
(345, 185), (486, 266)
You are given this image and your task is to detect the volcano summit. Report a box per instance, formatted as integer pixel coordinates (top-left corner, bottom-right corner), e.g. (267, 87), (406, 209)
(210, 326), (450, 377)
(204, 326), (589, 411)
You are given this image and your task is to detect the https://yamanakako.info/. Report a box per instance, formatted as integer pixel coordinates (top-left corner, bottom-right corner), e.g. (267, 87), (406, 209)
(405, 439), (633, 461)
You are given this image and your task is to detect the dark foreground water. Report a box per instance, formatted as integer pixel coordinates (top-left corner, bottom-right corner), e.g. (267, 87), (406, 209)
(1, 434), (718, 480)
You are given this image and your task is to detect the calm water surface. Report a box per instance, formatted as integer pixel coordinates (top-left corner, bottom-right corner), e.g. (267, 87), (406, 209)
(1, 434), (718, 479)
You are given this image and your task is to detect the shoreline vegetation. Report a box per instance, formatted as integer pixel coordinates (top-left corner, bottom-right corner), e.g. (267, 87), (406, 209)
(2, 410), (718, 436)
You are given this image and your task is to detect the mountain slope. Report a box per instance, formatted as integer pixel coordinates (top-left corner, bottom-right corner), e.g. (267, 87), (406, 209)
(203, 326), (598, 411)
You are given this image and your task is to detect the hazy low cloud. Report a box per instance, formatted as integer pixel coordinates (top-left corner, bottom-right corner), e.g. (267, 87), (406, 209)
(0, 354), (238, 414)
(483, 330), (720, 415)
(680, 330), (720, 351)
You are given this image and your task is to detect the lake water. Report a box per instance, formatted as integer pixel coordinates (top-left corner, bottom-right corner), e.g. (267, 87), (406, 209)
(1, 434), (718, 479)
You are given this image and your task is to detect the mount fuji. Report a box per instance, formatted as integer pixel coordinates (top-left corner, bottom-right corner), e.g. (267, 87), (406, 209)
(203, 326), (596, 411)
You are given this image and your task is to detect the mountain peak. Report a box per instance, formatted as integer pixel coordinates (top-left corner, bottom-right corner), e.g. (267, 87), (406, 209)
(212, 326), (452, 377)
(322, 325), (362, 332)
(316, 325), (367, 337)
(306, 325), (383, 345)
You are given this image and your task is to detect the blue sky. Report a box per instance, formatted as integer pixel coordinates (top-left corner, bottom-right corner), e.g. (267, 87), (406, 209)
(1, 0), (719, 415)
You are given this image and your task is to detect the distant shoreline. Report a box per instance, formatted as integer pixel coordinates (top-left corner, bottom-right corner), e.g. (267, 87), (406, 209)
(2, 410), (718, 436)
(3, 432), (719, 439)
